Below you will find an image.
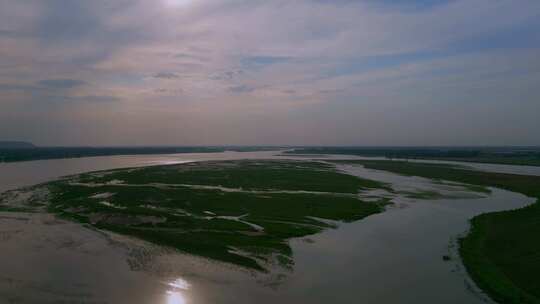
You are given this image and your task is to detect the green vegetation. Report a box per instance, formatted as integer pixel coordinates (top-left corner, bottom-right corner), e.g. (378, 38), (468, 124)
(0, 206), (34, 212)
(330, 159), (540, 303)
(25, 160), (388, 271)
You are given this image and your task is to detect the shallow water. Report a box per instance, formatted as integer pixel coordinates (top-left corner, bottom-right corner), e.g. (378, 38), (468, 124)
(0, 151), (281, 193)
(0, 151), (537, 303)
(285, 153), (540, 176)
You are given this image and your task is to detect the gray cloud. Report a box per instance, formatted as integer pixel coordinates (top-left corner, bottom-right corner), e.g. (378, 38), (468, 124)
(229, 84), (255, 94)
(0, 83), (39, 91)
(209, 70), (244, 81)
(153, 72), (180, 79)
(36, 94), (121, 104)
(0, 29), (19, 38)
(71, 95), (120, 103)
(38, 79), (86, 89)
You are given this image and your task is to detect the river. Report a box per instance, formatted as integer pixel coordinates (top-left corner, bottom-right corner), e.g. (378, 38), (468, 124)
(0, 151), (537, 303)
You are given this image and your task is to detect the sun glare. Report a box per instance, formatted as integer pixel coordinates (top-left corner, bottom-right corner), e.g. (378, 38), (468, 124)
(166, 291), (186, 304)
(164, 0), (193, 7)
(165, 278), (191, 304)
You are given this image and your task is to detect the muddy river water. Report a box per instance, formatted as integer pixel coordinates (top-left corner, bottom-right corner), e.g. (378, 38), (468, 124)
(0, 151), (538, 304)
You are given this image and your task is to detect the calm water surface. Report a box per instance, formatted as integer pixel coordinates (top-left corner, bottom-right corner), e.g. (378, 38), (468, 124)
(0, 151), (281, 193)
(0, 151), (537, 303)
(286, 153), (540, 176)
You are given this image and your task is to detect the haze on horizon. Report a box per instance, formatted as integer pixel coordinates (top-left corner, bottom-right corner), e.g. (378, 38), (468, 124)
(1, 0), (539, 147)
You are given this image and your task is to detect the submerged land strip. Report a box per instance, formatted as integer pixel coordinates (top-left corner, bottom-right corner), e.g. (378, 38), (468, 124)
(0, 146), (279, 163)
(328, 160), (540, 304)
(287, 147), (540, 167)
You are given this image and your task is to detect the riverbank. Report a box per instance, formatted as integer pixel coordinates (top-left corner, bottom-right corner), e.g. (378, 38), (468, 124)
(330, 160), (540, 303)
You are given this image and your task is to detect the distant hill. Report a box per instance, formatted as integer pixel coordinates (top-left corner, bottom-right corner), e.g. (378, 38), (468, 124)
(0, 141), (36, 149)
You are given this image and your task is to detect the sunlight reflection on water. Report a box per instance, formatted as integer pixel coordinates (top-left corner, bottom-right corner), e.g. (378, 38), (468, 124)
(166, 278), (191, 304)
(167, 291), (186, 304)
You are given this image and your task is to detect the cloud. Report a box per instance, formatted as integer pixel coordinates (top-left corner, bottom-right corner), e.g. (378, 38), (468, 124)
(0, 0), (539, 145)
(0, 29), (19, 38)
(153, 72), (180, 79)
(38, 79), (86, 89)
(229, 84), (256, 94)
(241, 56), (291, 69)
(0, 83), (39, 91)
(209, 70), (244, 81)
(70, 95), (120, 103)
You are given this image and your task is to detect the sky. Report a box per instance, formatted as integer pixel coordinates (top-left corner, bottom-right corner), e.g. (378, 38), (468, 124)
(0, 0), (539, 146)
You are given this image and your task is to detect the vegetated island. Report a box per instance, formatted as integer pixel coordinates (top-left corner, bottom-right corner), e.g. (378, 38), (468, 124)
(287, 147), (540, 167)
(0, 160), (390, 271)
(329, 159), (540, 304)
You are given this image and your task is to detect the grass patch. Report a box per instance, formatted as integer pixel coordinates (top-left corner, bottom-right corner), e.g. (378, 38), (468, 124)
(29, 160), (388, 271)
(0, 206), (35, 212)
